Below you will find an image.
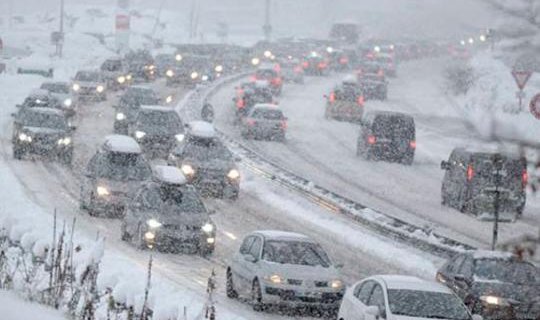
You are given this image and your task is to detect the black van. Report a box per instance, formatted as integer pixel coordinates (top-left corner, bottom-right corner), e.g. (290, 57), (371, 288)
(440, 148), (527, 220)
(356, 111), (416, 165)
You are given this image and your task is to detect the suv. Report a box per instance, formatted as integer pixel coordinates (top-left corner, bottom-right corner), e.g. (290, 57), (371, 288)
(168, 121), (240, 199)
(129, 105), (185, 158)
(80, 135), (152, 217)
(100, 57), (131, 90)
(17, 89), (74, 118)
(11, 107), (74, 164)
(436, 250), (540, 320)
(113, 86), (161, 134)
(324, 78), (365, 122)
(72, 70), (107, 101)
(241, 104), (287, 141)
(440, 149), (527, 220)
(40, 82), (77, 116)
(121, 165), (216, 255)
(356, 111), (416, 165)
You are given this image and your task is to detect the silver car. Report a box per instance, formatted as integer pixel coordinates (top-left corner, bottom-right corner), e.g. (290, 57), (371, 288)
(226, 230), (344, 314)
(72, 70), (107, 101)
(241, 104), (287, 141)
(80, 135), (152, 217)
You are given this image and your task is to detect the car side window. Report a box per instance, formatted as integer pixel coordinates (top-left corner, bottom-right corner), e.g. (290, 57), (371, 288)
(85, 153), (100, 177)
(368, 284), (386, 313)
(458, 256), (474, 278)
(357, 280), (375, 304)
(248, 237), (262, 260)
(448, 254), (465, 274)
(239, 236), (254, 255)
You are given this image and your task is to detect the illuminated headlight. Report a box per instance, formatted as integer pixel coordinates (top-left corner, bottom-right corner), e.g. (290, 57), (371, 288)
(190, 72), (199, 80)
(146, 219), (162, 229)
(144, 231), (155, 240)
(165, 95), (173, 104)
(227, 169), (240, 180)
(264, 50), (272, 58)
(181, 164), (195, 176)
(265, 274), (284, 284)
(147, 65), (155, 70)
(63, 98), (73, 107)
(201, 223), (214, 233)
(251, 58), (260, 66)
(72, 83), (80, 91)
(215, 65), (223, 73)
(96, 186), (109, 196)
(115, 112), (126, 121)
(326, 46), (334, 53)
(96, 85), (104, 93)
(480, 296), (510, 306)
(18, 133), (32, 142)
(175, 54), (182, 61)
(374, 46), (381, 53)
(117, 76), (126, 84)
(135, 131), (146, 139)
(126, 74), (132, 80)
(330, 280), (343, 289)
(201, 75), (209, 81)
(175, 133), (185, 142)
(166, 69), (174, 77)
(57, 137), (71, 145)
(206, 237), (215, 244)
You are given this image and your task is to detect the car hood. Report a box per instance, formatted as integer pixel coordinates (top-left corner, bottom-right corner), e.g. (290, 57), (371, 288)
(49, 92), (71, 102)
(141, 210), (210, 227)
(76, 81), (103, 87)
(186, 158), (234, 172)
(260, 261), (340, 281)
(473, 281), (540, 303)
(23, 126), (67, 135)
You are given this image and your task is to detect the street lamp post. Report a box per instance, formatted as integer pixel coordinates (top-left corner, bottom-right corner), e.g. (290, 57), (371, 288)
(56, 0), (64, 58)
(491, 153), (503, 250)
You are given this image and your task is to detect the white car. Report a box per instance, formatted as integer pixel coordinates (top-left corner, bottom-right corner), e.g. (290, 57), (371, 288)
(226, 230), (344, 313)
(338, 275), (483, 320)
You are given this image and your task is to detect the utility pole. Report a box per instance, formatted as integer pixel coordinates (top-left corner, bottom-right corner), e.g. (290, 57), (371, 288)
(56, 0), (65, 58)
(263, 0), (272, 42)
(491, 153), (503, 250)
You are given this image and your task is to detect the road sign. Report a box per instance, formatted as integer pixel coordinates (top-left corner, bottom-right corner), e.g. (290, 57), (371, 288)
(529, 93), (540, 119)
(116, 14), (130, 31)
(512, 70), (532, 90)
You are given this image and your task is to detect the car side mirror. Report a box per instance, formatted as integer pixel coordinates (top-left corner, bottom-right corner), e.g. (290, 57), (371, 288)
(243, 254), (257, 263)
(440, 161), (450, 170)
(454, 274), (471, 287)
(365, 306), (380, 317)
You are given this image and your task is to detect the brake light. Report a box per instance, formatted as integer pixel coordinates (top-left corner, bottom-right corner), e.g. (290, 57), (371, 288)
(329, 92), (336, 103)
(281, 120), (288, 129)
(339, 57), (349, 64)
(377, 69), (384, 77)
(302, 61), (309, 68)
(236, 99), (245, 109)
(272, 77), (282, 85)
(246, 119), (256, 126)
(318, 62), (327, 69)
(367, 135), (376, 144)
(522, 170), (528, 188)
(250, 75), (257, 82)
(467, 165), (474, 181)
(409, 140), (416, 149)
(357, 95), (365, 106)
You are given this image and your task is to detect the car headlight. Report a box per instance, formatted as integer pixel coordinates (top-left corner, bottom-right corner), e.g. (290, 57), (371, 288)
(201, 223), (214, 233)
(116, 112), (126, 121)
(330, 280), (343, 289)
(57, 137), (71, 145)
(215, 65), (223, 73)
(72, 83), (80, 91)
(165, 95), (173, 104)
(175, 134), (185, 142)
(149, 65), (155, 70)
(251, 57), (260, 66)
(144, 231), (155, 240)
(175, 54), (183, 61)
(117, 76), (126, 84)
(265, 274), (284, 284)
(227, 169), (240, 180)
(181, 164), (195, 176)
(147, 219), (162, 229)
(96, 85), (104, 93)
(480, 295), (510, 306)
(166, 69), (174, 77)
(96, 186), (109, 196)
(201, 75), (209, 81)
(63, 98), (73, 107)
(135, 131), (146, 139)
(126, 74), (132, 80)
(190, 72), (199, 79)
(18, 133), (32, 142)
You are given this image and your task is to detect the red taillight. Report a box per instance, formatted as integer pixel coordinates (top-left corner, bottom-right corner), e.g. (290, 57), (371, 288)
(247, 119), (256, 126)
(236, 99), (245, 109)
(302, 61), (309, 68)
(281, 120), (288, 129)
(339, 57), (349, 64)
(367, 135), (376, 145)
(329, 92), (336, 103)
(377, 69), (384, 77)
(318, 62), (327, 69)
(467, 165), (474, 181)
(272, 77), (282, 85)
(357, 95), (365, 106)
(522, 170), (528, 188)
(250, 75), (257, 82)
(409, 140), (417, 149)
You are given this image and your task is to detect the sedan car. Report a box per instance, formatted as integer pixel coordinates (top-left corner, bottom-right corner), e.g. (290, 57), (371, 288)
(226, 230), (344, 314)
(338, 275), (482, 320)
(241, 104), (287, 141)
(121, 165), (216, 255)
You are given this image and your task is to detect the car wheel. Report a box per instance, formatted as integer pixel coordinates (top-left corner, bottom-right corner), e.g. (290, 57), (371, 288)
(251, 279), (264, 312)
(13, 145), (24, 160)
(226, 268), (238, 299)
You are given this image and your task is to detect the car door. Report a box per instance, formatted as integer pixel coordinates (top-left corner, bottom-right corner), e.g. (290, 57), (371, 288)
(231, 236), (255, 295)
(454, 255), (474, 301)
(366, 283), (387, 320)
(346, 280), (376, 320)
(443, 254), (466, 293)
(243, 236), (263, 291)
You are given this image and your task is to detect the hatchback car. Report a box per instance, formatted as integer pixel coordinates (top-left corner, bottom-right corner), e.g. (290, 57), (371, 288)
(338, 275), (481, 320)
(241, 104), (287, 141)
(113, 86), (161, 134)
(129, 105), (184, 158)
(440, 149), (527, 220)
(80, 135), (152, 217)
(168, 121), (240, 199)
(357, 111), (416, 165)
(72, 70), (107, 101)
(226, 231), (344, 314)
(436, 250), (539, 320)
(121, 165), (216, 255)
(12, 107), (74, 164)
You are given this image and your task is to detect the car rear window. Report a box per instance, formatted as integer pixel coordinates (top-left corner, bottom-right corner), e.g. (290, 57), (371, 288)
(473, 156), (525, 188)
(252, 109), (284, 120)
(372, 115), (414, 138)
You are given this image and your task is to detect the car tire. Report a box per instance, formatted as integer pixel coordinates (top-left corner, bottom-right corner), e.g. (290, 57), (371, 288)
(251, 279), (264, 312)
(13, 145), (24, 160)
(226, 268), (238, 299)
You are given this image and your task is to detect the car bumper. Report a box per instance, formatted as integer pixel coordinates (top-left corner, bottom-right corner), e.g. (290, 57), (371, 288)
(143, 230), (215, 253)
(474, 302), (540, 320)
(15, 141), (72, 155)
(262, 284), (343, 308)
(470, 195), (524, 221)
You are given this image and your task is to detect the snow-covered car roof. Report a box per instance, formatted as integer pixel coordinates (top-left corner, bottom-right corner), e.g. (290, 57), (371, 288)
(374, 275), (451, 293)
(28, 89), (52, 98)
(140, 105), (175, 113)
(254, 230), (312, 242)
(252, 103), (280, 110)
(102, 135), (141, 154)
(23, 107), (64, 117)
(342, 74), (357, 85)
(41, 81), (69, 86)
(186, 121), (216, 139)
(153, 165), (187, 185)
(129, 85), (153, 91)
(471, 250), (515, 260)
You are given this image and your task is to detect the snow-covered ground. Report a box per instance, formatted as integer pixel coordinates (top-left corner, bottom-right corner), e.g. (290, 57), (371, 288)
(0, 290), (68, 320)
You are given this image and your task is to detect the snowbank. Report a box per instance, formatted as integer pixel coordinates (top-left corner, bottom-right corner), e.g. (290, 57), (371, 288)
(0, 290), (68, 320)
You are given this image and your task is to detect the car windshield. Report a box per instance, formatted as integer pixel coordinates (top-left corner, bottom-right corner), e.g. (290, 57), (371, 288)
(262, 240), (331, 267)
(182, 139), (233, 161)
(156, 185), (206, 212)
(388, 290), (470, 320)
(252, 109), (284, 120)
(256, 69), (277, 79)
(20, 111), (67, 130)
(23, 96), (60, 109)
(474, 259), (539, 284)
(137, 111), (182, 132)
(101, 60), (122, 71)
(76, 72), (101, 82)
(335, 87), (362, 102)
(473, 157), (524, 188)
(94, 152), (151, 181)
(40, 83), (69, 94)
(126, 90), (159, 106)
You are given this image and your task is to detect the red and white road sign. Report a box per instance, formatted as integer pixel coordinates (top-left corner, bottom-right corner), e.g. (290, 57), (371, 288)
(512, 70), (532, 90)
(529, 93), (540, 119)
(116, 14), (130, 31)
